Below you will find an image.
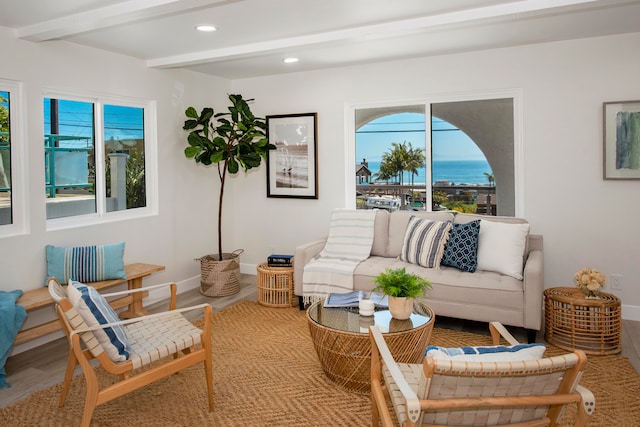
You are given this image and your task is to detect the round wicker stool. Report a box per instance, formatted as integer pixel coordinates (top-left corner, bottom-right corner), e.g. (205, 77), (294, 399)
(544, 287), (621, 355)
(256, 262), (295, 307)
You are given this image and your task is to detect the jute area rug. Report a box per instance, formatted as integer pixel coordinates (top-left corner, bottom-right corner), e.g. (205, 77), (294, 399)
(1, 301), (639, 426)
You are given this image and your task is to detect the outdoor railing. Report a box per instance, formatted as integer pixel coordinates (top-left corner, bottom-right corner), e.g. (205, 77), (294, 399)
(356, 183), (496, 215)
(0, 132), (9, 192)
(44, 134), (93, 198)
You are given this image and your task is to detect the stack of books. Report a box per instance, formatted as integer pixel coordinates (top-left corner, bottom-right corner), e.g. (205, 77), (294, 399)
(267, 254), (293, 268)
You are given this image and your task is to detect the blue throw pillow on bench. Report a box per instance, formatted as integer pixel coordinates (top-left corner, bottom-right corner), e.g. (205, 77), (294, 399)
(46, 242), (126, 285)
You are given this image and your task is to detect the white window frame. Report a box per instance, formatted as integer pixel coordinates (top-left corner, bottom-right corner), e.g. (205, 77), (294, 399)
(344, 89), (524, 217)
(0, 79), (28, 238)
(44, 89), (158, 231)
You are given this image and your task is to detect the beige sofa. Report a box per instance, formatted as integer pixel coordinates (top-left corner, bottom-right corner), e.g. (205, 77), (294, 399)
(294, 210), (543, 340)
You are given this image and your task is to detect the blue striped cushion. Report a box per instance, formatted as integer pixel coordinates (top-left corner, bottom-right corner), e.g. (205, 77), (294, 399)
(67, 280), (131, 362)
(425, 343), (546, 361)
(45, 242), (126, 285)
(399, 217), (452, 268)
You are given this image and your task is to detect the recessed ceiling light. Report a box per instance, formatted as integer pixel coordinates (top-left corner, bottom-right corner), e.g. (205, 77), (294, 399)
(283, 57), (299, 64)
(196, 25), (217, 32)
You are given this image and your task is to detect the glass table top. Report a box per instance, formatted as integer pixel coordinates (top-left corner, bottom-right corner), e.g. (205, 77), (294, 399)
(307, 300), (433, 334)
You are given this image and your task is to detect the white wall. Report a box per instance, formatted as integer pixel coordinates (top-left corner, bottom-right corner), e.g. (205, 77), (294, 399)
(231, 33), (640, 320)
(0, 27), (232, 353)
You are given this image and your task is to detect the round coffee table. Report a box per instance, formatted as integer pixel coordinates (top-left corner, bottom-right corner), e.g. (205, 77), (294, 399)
(306, 300), (434, 394)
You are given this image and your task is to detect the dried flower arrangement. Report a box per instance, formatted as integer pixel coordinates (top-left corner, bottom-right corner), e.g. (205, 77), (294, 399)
(575, 268), (607, 299)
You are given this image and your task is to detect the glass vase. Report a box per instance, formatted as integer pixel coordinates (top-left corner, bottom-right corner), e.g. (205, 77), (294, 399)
(582, 287), (601, 299)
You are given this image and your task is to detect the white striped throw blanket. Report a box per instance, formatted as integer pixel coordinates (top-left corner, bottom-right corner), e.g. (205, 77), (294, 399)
(302, 209), (377, 304)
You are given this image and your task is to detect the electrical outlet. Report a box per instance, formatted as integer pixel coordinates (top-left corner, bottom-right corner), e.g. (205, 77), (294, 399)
(611, 274), (623, 290)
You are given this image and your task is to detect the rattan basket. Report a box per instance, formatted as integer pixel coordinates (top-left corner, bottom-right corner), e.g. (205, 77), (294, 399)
(198, 250), (243, 297)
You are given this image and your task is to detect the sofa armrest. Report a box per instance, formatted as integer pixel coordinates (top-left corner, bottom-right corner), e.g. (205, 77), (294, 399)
(293, 238), (326, 296)
(522, 234), (544, 331)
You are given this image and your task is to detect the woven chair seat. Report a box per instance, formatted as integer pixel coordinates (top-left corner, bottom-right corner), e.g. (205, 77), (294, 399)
(125, 311), (203, 370)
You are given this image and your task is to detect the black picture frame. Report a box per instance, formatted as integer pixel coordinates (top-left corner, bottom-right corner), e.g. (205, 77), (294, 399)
(266, 113), (318, 198)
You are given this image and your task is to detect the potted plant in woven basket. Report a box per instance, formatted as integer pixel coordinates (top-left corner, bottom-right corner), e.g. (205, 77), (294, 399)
(184, 94), (275, 297)
(372, 267), (431, 320)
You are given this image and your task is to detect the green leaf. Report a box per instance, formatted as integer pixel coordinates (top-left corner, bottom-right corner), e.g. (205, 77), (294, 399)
(185, 107), (198, 119)
(212, 136), (226, 148)
(198, 107), (214, 124)
(184, 146), (199, 158)
(211, 150), (225, 163)
(187, 132), (203, 147)
(183, 119), (198, 130)
(227, 158), (239, 173)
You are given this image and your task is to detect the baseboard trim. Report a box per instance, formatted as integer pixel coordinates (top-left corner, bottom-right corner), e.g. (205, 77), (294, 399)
(623, 304), (640, 321)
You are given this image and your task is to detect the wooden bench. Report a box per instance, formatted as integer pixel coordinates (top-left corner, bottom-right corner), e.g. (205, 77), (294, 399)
(15, 263), (165, 346)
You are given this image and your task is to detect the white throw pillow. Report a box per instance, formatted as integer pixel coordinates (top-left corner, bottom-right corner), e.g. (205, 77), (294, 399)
(476, 220), (530, 279)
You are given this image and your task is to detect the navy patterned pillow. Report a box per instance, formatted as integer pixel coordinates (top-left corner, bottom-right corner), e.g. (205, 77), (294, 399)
(441, 220), (481, 272)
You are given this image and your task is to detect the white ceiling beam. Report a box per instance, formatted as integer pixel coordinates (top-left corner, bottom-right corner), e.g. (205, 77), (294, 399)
(148, 0), (598, 68)
(15, 0), (232, 42)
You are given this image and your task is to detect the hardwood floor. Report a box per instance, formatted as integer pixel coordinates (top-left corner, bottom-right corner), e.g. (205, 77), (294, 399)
(2, 274), (638, 409)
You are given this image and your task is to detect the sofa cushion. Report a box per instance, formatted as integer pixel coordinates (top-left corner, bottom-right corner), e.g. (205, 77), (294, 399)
(441, 220), (481, 272)
(399, 217), (452, 268)
(477, 220), (530, 280)
(370, 210), (390, 257)
(387, 211), (456, 257)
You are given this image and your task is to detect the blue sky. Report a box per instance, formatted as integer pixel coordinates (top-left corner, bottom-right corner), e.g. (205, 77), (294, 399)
(43, 99), (144, 147)
(356, 112), (486, 162)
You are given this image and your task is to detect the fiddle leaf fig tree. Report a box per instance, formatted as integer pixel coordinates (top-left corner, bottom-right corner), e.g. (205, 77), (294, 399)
(183, 94), (275, 260)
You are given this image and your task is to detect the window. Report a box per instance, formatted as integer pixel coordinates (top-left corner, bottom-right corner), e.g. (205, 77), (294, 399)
(44, 92), (156, 226)
(351, 91), (521, 217)
(0, 90), (12, 225)
(0, 79), (26, 236)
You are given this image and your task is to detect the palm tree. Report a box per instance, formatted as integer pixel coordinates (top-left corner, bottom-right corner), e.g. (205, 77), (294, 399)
(406, 144), (425, 192)
(373, 161), (394, 183)
(483, 171), (495, 187)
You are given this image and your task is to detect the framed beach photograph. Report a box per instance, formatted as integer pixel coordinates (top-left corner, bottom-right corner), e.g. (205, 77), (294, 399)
(266, 113), (318, 198)
(603, 100), (640, 180)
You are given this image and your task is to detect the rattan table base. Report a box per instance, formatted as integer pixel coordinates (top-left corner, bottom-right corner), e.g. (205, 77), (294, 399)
(306, 301), (434, 394)
(544, 287), (622, 355)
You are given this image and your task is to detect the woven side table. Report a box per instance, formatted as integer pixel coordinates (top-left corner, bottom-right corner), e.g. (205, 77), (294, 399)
(256, 262), (295, 307)
(544, 287), (621, 355)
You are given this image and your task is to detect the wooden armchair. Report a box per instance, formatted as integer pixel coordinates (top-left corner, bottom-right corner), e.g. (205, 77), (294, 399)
(369, 322), (595, 427)
(48, 278), (213, 427)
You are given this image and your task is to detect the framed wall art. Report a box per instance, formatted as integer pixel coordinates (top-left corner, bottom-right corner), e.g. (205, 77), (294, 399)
(266, 113), (318, 198)
(603, 100), (640, 180)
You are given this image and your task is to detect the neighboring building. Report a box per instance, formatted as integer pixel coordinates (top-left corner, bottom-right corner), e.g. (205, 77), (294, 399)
(356, 159), (371, 184)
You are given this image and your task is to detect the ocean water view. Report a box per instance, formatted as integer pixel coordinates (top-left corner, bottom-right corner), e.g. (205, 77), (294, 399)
(366, 159), (493, 185)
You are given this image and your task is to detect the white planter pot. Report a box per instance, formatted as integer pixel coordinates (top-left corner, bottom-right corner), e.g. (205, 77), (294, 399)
(388, 296), (414, 320)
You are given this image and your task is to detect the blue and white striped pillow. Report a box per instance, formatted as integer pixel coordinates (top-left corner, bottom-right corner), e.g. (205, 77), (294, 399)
(67, 280), (131, 362)
(425, 343), (546, 362)
(46, 242), (126, 285)
(399, 217), (452, 268)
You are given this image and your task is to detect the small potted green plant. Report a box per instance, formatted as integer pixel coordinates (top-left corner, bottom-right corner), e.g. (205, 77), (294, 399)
(372, 267), (431, 319)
